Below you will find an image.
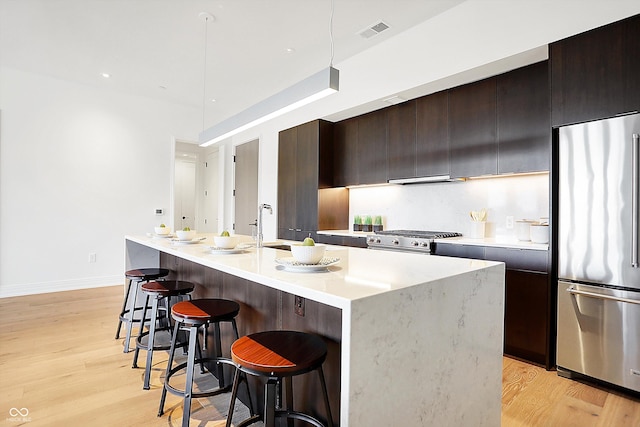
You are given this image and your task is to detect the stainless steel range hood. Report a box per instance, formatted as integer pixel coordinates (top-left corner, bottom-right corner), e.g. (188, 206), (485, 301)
(387, 175), (466, 185)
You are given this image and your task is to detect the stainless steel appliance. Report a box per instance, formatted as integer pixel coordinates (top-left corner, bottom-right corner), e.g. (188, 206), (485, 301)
(366, 230), (461, 254)
(557, 112), (640, 394)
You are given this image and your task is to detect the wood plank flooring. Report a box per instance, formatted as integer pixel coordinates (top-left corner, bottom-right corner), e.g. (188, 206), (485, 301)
(1, 285), (638, 426)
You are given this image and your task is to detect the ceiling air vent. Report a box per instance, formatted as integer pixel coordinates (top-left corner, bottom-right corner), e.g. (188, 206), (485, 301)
(359, 21), (390, 39)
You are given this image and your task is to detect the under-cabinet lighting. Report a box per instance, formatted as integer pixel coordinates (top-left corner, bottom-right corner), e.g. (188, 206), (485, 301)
(199, 66), (339, 147)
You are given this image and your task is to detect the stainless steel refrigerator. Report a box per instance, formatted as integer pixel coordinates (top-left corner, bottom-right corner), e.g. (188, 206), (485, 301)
(557, 112), (640, 394)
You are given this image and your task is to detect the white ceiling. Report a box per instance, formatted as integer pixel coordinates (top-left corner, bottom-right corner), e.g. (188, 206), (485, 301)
(2, 1), (639, 134)
(0, 0), (466, 122)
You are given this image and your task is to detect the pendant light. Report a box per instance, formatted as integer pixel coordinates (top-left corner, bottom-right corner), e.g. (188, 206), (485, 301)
(199, 0), (339, 147)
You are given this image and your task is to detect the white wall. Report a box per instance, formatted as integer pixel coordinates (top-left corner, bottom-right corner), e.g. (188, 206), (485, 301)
(0, 66), (200, 297)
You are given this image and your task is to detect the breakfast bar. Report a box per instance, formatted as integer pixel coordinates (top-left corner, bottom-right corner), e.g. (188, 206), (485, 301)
(125, 233), (505, 426)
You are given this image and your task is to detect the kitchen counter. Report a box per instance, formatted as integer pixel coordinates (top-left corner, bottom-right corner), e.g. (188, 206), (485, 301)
(435, 236), (549, 251)
(125, 233), (505, 426)
(320, 230), (549, 250)
(317, 229), (368, 238)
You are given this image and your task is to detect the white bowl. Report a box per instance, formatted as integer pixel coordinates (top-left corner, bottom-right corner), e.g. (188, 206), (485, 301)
(530, 224), (549, 244)
(154, 226), (170, 235)
(290, 244), (326, 265)
(213, 235), (238, 249)
(175, 229), (196, 241)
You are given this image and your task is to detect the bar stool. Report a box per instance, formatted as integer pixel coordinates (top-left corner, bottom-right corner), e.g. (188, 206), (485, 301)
(132, 280), (195, 390)
(227, 330), (334, 427)
(158, 298), (252, 427)
(115, 268), (170, 353)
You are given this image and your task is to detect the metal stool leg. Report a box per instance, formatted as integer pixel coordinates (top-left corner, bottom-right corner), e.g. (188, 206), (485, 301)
(123, 279), (141, 353)
(182, 324), (199, 427)
(132, 294), (150, 368)
(143, 295), (160, 390)
(115, 279), (132, 339)
(158, 319), (181, 417)
(318, 365), (334, 427)
(264, 378), (277, 427)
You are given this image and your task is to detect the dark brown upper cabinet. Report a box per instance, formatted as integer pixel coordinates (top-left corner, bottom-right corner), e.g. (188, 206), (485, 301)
(387, 100), (417, 180)
(449, 77), (498, 178)
(550, 14), (640, 127)
(277, 120), (343, 241)
(497, 61), (550, 174)
(357, 109), (388, 185)
(416, 90), (450, 177)
(332, 117), (358, 187)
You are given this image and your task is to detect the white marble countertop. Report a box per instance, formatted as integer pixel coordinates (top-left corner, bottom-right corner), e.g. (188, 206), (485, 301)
(126, 233), (503, 310)
(435, 236), (549, 251)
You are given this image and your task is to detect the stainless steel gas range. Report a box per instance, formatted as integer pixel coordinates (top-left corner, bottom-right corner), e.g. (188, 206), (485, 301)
(366, 230), (462, 254)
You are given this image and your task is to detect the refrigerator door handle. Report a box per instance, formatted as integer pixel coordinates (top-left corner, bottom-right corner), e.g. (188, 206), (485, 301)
(633, 133), (640, 267)
(567, 284), (640, 305)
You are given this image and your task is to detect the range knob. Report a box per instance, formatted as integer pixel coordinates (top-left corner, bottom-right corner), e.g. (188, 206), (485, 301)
(367, 237), (376, 244)
(376, 238), (381, 244)
(392, 239), (400, 245)
(411, 241), (419, 246)
(421, 242), (430, 247)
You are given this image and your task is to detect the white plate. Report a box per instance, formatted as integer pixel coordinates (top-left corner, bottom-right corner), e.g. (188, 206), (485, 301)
(171, 237), (205, 245)
(209, 246), (247, 254)
(153, 233), (174, 238)
(275, 256), (340, 272)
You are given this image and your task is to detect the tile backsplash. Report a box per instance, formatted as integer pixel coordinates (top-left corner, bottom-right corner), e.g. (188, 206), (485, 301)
(349, 173), (549, 238)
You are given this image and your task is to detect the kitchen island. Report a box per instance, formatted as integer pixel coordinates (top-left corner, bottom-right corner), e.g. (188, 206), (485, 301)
(125, 233), (505, 426)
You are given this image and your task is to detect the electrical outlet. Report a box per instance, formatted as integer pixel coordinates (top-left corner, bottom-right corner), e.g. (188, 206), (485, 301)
(506, 216), (514, 229)
(294, 295), (305, 317)
(89, 253), (97, 263)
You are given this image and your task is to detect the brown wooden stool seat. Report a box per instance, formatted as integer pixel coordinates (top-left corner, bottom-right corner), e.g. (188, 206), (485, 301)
(132, 280), (195, 390)
(227, 330), (334, 427)
(158, 298), (252, 427)
(116, 267), (170, 353)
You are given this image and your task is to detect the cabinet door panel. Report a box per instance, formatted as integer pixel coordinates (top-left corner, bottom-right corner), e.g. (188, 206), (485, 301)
(295, 121), (319, 231)
(388, 101), (417, 180)
(277, 127), (297, 238)
(449, 78), (497, 178)
(497, 61), (550, 174)
(357, 109), (388, 184)
(333, 118), (358, 186)
(504, 270), (549, 365)
(551, 15), (640, 126)
(416, 91), (449, 177)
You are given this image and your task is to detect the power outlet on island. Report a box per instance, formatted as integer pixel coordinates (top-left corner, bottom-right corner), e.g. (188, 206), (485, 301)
(294, 295), (305, 317)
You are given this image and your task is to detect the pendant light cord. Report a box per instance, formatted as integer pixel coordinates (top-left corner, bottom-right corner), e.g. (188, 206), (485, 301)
(202, 15), (210, 132)
(329, 0), (334, 67)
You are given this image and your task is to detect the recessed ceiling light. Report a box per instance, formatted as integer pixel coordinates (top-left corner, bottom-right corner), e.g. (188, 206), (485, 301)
(285, 48), (296, 54)
(211, 98), (217, 103)
(101, 73), (111, 78)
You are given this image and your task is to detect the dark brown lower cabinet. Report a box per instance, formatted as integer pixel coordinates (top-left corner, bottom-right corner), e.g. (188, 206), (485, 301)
(160, 252), (342, 426)
(435, 243), (553, 369)
(504, 269), (550, 366)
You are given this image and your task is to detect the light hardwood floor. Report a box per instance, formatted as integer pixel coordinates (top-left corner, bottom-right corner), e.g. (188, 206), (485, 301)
(1, 285), (638, 426)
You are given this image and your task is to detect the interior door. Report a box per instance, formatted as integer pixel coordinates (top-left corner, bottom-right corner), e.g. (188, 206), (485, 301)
(174, 159), (196, 231)
(202, 150), (219, 232)
(234, 139), (259, 236)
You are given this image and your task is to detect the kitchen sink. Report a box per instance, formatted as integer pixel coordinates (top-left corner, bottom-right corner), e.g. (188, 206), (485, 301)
(262, 244), (291, 251)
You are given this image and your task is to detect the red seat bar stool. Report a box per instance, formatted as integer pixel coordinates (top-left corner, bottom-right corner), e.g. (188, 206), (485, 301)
(226, 330), (334, 427)
(158, 298), (253, 427)
(115, 267), (170, 353)
(132, 280), (195, 390)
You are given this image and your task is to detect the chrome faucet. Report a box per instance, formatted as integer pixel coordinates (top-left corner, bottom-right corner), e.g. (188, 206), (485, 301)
(257, 203), (273, 248)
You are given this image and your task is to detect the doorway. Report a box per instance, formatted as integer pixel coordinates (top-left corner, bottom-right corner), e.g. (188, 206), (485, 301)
(174, 156), (196, 231)
(234, 139), (259, 235)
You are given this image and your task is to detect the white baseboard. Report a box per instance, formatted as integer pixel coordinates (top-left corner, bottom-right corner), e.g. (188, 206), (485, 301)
(0, 275), (123, 298)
